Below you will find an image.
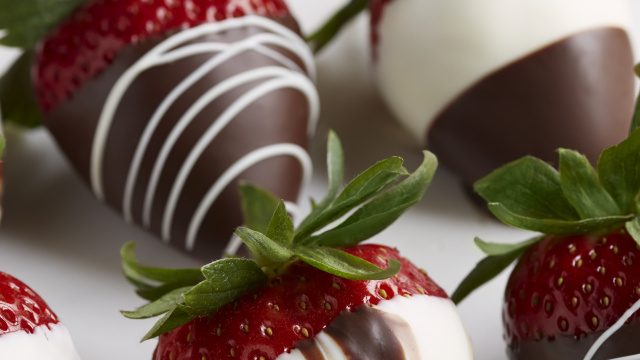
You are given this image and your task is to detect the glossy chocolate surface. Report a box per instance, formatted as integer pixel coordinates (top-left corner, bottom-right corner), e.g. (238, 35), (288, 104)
(509, 319), (640, 360)
(428, 27), (635, 186)
(44, 16), (314, 259)
(295, 305), (417, 359)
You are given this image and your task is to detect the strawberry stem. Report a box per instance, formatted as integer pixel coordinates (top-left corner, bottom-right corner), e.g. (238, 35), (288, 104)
(306, 0), (368, 54)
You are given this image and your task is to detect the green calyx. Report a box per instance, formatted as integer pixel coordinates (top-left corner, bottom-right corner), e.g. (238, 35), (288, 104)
(306, 0), (368, 53)
(0, 0), (86, 48)
(122, 131), (438, 340)
(452, 123), (640, 305)
(0, 0), (88, 128)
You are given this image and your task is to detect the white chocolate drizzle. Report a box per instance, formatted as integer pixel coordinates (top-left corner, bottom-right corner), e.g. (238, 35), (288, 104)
(186, 143), (312, 250)
(92, 16), (318, 251)
(584, 298), (640, 360)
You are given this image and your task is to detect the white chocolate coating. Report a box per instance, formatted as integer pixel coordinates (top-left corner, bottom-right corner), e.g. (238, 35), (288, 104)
(0, 324), (80, 360)
(278, 295), (474, 359)
(375, 0), (632, 141)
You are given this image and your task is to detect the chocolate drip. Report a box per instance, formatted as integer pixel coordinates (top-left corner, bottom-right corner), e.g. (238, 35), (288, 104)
(428, 27), (634, 186)
(509, 319), (640, 360)
(297, 340), (325, 360)
(44, 16), (315, 259)
(295, 306), (418, 360)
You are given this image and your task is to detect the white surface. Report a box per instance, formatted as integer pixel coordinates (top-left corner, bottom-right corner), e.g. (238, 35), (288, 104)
(280, 295), (473, 360)
(1, 2), (640, 360)
(0, 324), (80, 360)
(376, 0), (632, 141)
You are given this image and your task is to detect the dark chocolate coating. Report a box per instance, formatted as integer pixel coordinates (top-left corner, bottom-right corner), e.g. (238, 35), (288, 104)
(428, 27), (635, 186)
(44, 16), (313, 259)
(295, 305), (418, 359)
(509, 319), (640, 360)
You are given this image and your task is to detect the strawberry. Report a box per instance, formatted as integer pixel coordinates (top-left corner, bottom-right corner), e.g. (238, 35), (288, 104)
(504, 232), (640, 357)
(0, 272), (58, 335)
(453, 120), (640, 358)
(154, 245), (446, 359)
(0, 272), (80, 358)
(310, 1), (634, 191)
(1, 0), (318, 258)
(34, 0), (290, 111)
(122, 132), (473, 359)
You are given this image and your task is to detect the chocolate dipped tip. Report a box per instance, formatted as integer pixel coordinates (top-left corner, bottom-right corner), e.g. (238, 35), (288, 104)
(427, 27), (635, 187)
(509, 319), (640, 360)
(43, 15), (318, 259)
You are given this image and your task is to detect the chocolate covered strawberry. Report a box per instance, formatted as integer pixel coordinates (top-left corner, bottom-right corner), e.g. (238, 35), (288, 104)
(453, 124), (640, 358)
(311, 0), (635, 187)
(0, 272), (80, 359)
(122, 132), (473, 359)
(0, 0), (318, 258)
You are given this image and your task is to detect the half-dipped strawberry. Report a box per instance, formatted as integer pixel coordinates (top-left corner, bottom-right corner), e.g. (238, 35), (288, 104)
(0, 0), (318, 259)
(0, 272), (80, 359)
(122, 132), (473, 359)
(453, 124), (640, 359)
(311, 0), (635, 187)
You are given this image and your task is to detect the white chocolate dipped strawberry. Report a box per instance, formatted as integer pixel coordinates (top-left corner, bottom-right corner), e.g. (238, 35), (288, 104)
(122, 132), (473, 359)
(0, 272), (80, 360)
(311, 0), (636, 186)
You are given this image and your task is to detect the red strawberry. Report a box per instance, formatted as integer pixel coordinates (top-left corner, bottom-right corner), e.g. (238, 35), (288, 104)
(454, 128), (640, 359)
(0, 272), (80, 358)
(369, 0), (391, 56)
(34, 0), (291, 111)
(123, 133), (473, 360)
(504, 232), (640, 358)
(0, 272), (58, 335)
(155, 245), (447, 359)
(1, 0), (318, 258)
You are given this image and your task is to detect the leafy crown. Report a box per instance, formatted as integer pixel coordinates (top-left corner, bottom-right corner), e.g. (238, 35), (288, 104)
(122, 131), (438, 340)
(453, 78), (640, 304)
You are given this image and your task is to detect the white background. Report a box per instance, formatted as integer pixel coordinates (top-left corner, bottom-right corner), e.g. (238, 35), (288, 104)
(1, 1), (640, 359)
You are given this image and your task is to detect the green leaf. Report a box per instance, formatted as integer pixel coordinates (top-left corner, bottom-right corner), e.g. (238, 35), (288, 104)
(121, 287), (190, 320)
(239, 182), (280, 233)
(307, 151), (437, 247)
(120, 242), (203, 288)
(199, 258), (266, 281)
(558, 149), (622, 218)
(0, 51), (42, 128)
(475, 156), (579, 221)
(135, 282), (190, 302)
(474, 236), (542, 256)
(266, 201), (294, 247)
(295, 156), (407, 242)
(335, 157), (408, 204)
(625, 218), (640, 246)
(0, 0), (86, 48)
(234, 227), (293, 265)
(598, 129), (640, 214)
(141, 307), (193, 341)
(306, 0), (368, 53)
(0, 132), (5, 158)
(487, 203), (633, 235)
(452, 238), (539, 304)
(295, 246), (400, 280)
(181, 259), (267, 317)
